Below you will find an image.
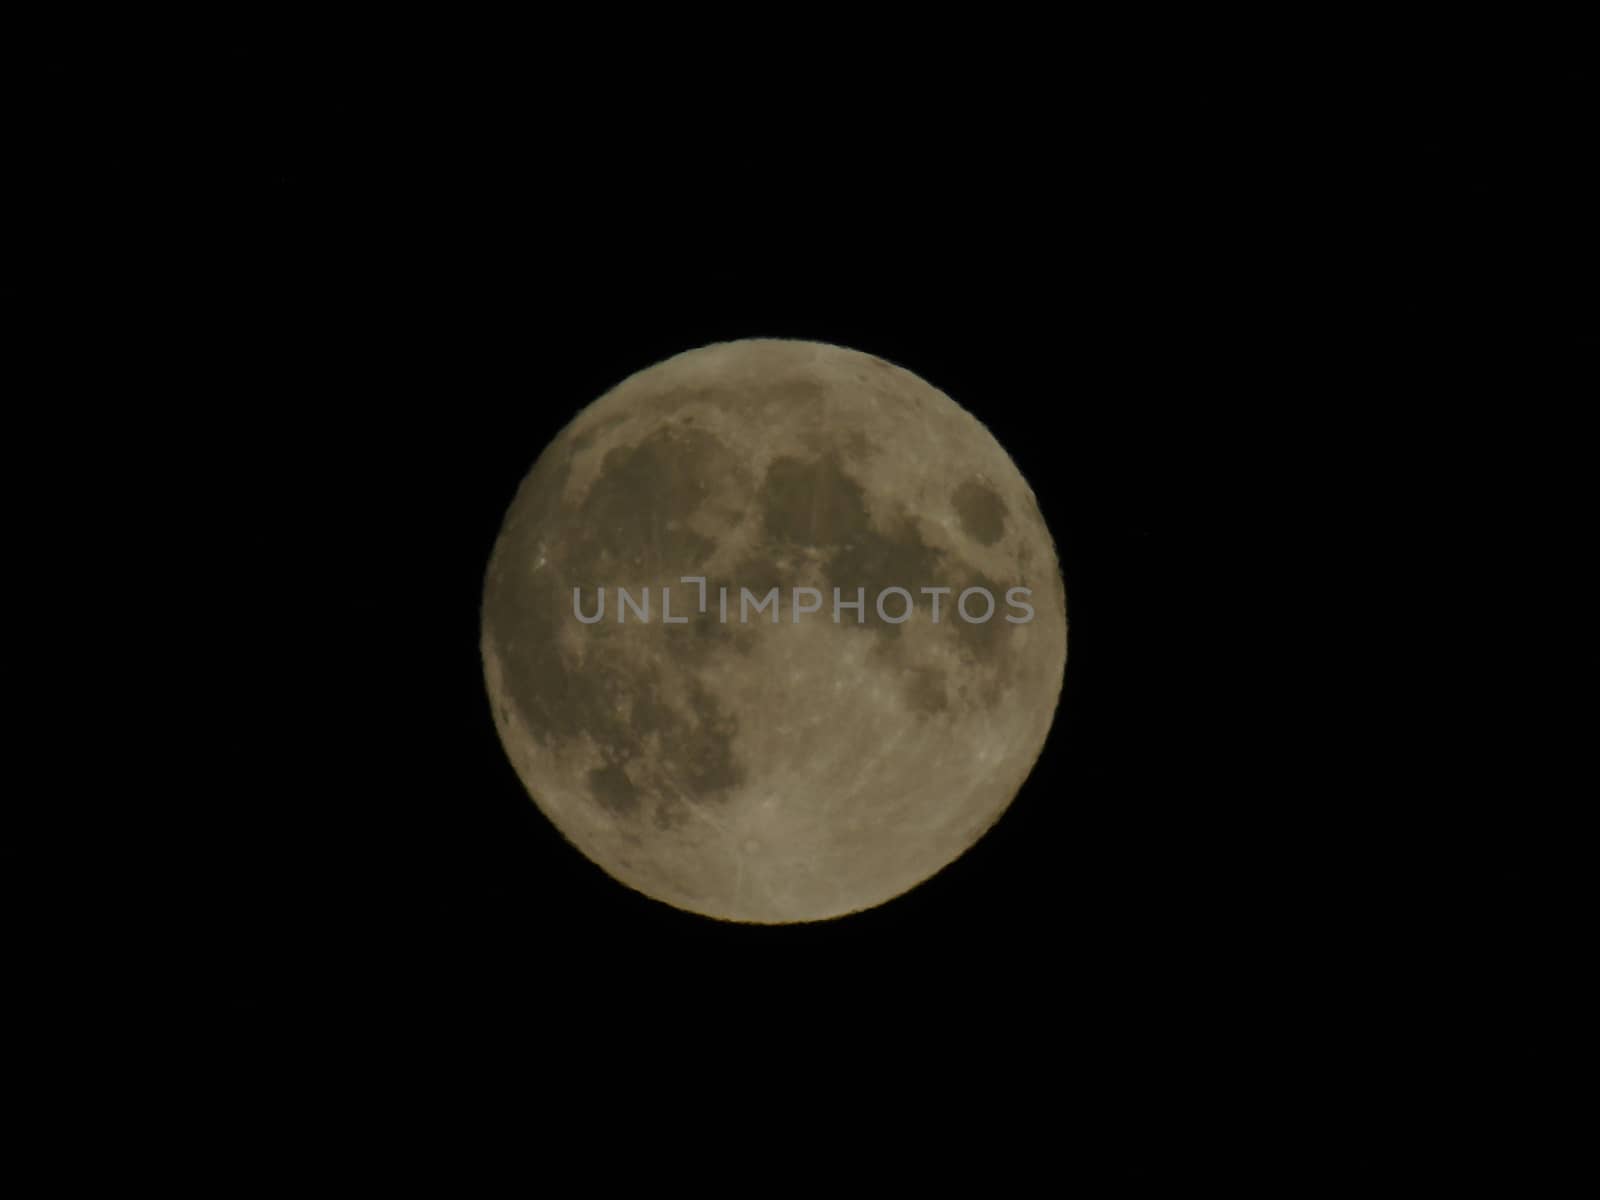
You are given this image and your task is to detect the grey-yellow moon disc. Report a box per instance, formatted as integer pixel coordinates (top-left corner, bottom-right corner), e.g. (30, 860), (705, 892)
(481, 339), (1067, 922)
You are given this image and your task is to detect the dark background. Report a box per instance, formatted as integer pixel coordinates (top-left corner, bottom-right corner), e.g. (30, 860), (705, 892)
(41, 46), (1571, 1182)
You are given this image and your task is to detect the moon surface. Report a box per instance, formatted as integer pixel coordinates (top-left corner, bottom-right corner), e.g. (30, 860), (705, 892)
(481, 339), (1066, 922)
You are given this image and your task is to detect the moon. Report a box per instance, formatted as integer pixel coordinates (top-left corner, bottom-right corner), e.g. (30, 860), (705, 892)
(481, 339), (1066, 922)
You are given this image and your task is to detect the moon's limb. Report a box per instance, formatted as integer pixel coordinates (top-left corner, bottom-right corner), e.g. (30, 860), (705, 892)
(481, 339), (1067, 922)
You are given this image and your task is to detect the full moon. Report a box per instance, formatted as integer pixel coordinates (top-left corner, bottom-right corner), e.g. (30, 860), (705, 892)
(481, 339), (1067, 922)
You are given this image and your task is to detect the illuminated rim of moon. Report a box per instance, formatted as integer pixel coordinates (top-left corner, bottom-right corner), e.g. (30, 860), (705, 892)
(481, 338), (1067, 923)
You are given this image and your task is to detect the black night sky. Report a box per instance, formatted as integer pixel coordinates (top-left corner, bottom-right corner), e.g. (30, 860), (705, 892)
(80, 45), (1573, 1185)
